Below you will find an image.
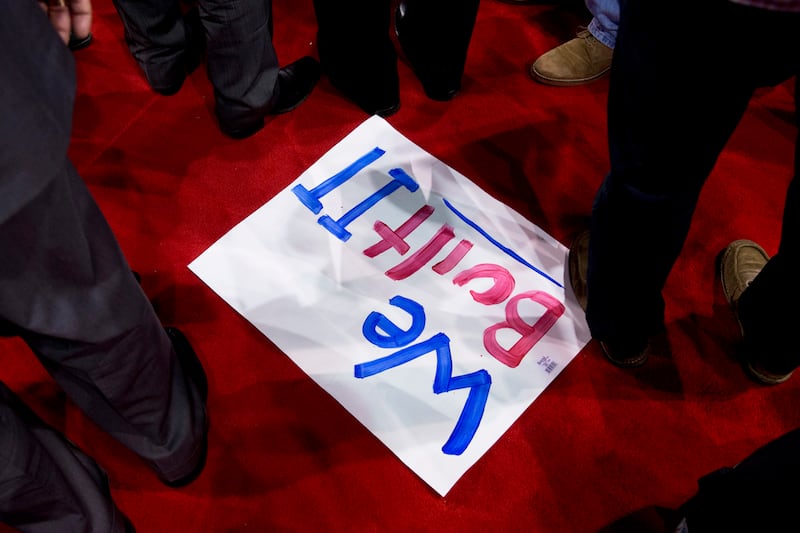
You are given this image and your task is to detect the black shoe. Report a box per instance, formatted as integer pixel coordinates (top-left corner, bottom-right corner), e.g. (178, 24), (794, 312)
(394, 3), (462, 101)
(69, 32), (93, 51)
(161, 431), (208, 488)
(159, 327), (208, 488)
(327, 71), (400, 117)
(121, 512), (136, 533)
(327, 73), (400, 118)
(599, 340), (650, 368)
(270, 56), (321, 115)
(218, 116), (266, 140)
(219, 56), (320, 139)
(568, 230), (649, 367)
(316, 27), (400, 116)
(165, 326), (208, 402)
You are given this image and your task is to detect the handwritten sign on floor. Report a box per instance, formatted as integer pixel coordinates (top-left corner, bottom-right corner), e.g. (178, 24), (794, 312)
(189, 117), (590, 495)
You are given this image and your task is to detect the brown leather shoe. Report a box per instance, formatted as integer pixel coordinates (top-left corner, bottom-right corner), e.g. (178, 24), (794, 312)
(719, 239), (792, 385)
(568, 230), (649, 367)
(530, 29), (613, 86)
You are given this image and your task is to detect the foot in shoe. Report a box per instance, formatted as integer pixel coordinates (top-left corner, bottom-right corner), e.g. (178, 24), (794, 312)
(68, 32), (92, 51)
(719, 240), (793, 385)
(325, 66), (401, 117)
(329, 77), (400, 117)
(743, 357), (793, 385)
(158, 327), (209, 487)
(165, 327), (208, 402)
(218, 57), (320, 138)
(530, 29), (613, 86)
(719, 239), (768, 313)
(218, 116), (265, 140)
(600, 340), (649, 368)
(270, 56), (321, 115)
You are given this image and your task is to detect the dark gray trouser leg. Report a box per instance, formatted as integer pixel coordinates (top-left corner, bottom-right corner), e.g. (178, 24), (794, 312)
(1, 0), (206, 487)
(201, 0), (280, 126)
(111, 0), (189, 90)
(0, 382), (129, 533)
(736, 77), (800, 375)
(1, 159), (207, 484)
(685, 427), (800, 531)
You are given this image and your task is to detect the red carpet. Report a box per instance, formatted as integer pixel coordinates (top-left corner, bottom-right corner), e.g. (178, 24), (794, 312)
(3, 1), (799, 531)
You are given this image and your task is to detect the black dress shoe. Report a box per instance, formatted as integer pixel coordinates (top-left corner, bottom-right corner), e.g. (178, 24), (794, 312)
(219, 56), (320, 138)
(161, 432), (208, 488)
(218, 116), (266, 140)
(159, 327), (209, 488)
(165, 326), (208, 402)
(0, 320), (19, 337)
(322, 51), (401, 117)
(68, 32), (92, 51)
(327, 72), (401, 117)
(315, 25), (400, 116)
(270, 56), (321, 114)
(121, 512), (136, 533)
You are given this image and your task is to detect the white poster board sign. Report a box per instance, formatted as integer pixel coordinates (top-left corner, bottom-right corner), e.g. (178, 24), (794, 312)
(189, 117), (591, 495)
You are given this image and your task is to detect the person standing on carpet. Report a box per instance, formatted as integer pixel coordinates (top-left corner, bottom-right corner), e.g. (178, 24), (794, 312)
(567, 0), (800, 383)
(312, 0), (481, 117)
(675, 426), (800, 531)
(0, 1), (208, 530)
(529, 0), (617, 86)
(112, 0), (321, 139)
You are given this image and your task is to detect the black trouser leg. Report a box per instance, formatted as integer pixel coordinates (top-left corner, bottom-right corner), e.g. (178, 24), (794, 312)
(0, 382), (130, 533)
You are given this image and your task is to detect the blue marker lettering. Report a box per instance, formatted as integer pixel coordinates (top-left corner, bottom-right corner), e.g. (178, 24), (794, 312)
(319, 167), (419, 241)
(292, 147), (386, 214)
(362, 295), (426, 349)
(356, 327), (492, 456)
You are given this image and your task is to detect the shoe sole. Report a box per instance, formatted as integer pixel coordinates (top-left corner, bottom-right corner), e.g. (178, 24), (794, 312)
(743, 360), (792, 385)
(600, 341), (649, 368)
(529, 64), (610, 87)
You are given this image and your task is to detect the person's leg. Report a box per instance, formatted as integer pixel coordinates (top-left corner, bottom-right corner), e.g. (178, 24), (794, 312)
(0, 382), (132, 533)
(395, 0), (481, 101)
(682, 427), (800, 531)
(111, 0), (202, 94)
(529, 0), (616, 86)
(312, 0), (399, 116)
(0, 161), (208, 485)
(200, 0), (281, 136)
(3, 0), (206, 517)
(733, 76), (800, 380)
(585, 0), (619, 49)
(582, 0), (759, 363)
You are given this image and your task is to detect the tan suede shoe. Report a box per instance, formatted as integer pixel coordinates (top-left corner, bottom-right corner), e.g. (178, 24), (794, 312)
(530, 29), (613, 86)
(720, 239), (769, 312)
(719, 239), (792, 385)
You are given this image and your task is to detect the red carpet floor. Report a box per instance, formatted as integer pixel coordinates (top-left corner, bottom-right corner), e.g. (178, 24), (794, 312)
(3, 1), (799, 531)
